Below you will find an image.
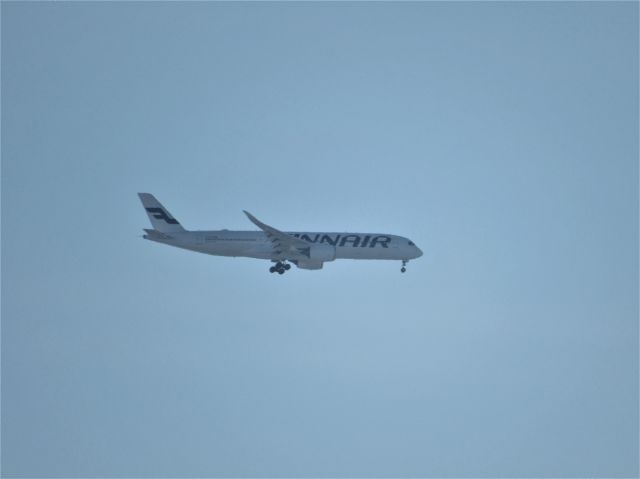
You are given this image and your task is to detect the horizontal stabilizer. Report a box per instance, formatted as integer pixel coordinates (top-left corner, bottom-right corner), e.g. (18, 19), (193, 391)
(143, 229), (173, 240)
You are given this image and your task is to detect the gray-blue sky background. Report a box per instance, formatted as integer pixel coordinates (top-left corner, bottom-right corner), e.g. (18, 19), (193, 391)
(2, 2), (638, 477)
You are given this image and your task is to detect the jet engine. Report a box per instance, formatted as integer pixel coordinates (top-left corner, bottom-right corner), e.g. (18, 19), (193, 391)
(295, 260), (324, 270)
(306, 243), (336, 262)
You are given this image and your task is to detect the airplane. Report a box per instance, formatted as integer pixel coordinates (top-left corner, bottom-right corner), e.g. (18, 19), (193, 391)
(138, 193), (423, 274)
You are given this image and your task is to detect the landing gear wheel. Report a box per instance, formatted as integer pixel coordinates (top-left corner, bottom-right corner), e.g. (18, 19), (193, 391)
(401, 267), (406, 273)
(401, 260), (408, 273)
(270, 260), (290, 275)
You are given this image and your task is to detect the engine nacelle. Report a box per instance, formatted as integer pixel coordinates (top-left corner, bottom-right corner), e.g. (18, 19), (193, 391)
(296, 260), (324, 270)
(308, 243), (336, 262)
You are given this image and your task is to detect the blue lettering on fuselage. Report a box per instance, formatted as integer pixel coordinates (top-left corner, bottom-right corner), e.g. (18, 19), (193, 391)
(339, 235), (361, 247)
(369, 235), (391, 248)
(300, 233), (319, 243)
(321, 235), (339, 246)
(291, 233), (391, 248)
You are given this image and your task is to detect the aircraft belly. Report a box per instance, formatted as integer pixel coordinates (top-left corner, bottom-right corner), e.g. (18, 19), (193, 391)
(335, 247), (403, 260)
(203, 243), (248, 257)
(335, 248), (373, 260)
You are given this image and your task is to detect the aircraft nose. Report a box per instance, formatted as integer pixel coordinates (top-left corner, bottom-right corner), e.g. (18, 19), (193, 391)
(415, 246), (423, 258)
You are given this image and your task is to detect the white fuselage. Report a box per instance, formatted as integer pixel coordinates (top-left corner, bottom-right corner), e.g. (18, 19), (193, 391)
(144, 230), (423, 261)
(138, 193), (423, 272)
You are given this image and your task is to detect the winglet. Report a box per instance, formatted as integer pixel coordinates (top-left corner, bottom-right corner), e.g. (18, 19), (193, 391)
(242, 210), (310, 251)
(243, 210), (268, 231)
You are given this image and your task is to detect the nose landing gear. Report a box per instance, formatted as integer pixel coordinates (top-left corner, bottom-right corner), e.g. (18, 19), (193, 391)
(269, 261), (291, 275)
(401, 259), (408, 273)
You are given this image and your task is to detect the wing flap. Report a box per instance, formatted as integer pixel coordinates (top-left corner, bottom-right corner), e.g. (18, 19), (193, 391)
(243, 210), (310, 259)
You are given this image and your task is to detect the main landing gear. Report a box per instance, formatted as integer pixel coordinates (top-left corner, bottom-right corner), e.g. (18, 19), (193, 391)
(269, 261), (291, 275)
(401, 259), (408, 273)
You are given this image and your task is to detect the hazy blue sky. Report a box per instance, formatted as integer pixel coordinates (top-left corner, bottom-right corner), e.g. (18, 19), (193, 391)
(2, 2), (638, 477)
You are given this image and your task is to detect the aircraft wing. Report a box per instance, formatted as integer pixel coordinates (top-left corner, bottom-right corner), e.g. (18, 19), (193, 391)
(243, 210), (311, 258)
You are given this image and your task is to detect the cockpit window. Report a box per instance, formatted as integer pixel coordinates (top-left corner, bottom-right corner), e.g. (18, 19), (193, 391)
(408, 241), (415, 246)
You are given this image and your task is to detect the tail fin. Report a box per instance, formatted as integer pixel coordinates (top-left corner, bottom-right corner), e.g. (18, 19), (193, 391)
(138, 193), (186, 233)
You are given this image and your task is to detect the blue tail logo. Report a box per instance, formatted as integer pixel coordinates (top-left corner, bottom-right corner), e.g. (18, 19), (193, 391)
(146, 207), (179, 224)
